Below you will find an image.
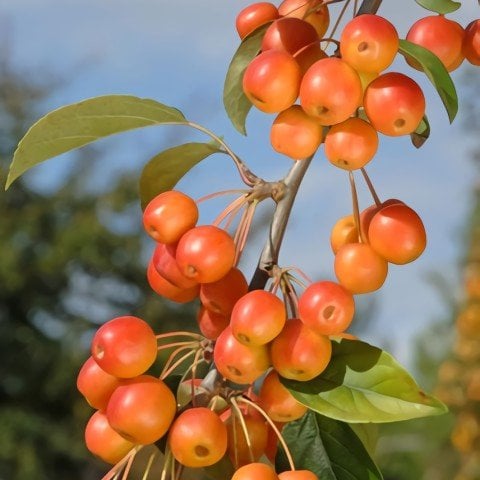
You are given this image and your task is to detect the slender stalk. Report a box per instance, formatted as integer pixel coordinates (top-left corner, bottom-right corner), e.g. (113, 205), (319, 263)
(360, 167), (381, 206)
(141, 452), (157, 480)
(231, 397), (255, 464)
(349, 171), (366, 243)
(161, 349), (197, 379)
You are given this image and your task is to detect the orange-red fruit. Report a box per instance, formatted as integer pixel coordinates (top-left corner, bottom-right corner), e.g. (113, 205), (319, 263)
(259, 370), (308, 422)
(243, 50), (302, 114)
(169, 407), (228, 468)
(300, 57), (363, 125)
(143, 190), (198, 244)
(340, 14), (399, 73)
(294, 44), (328, 76)
(196, 306), (230, 340)
(463, 19), (480, 66)
(106, 375), (176, 445)
(200, 267), (249, 316)
(330, 214), (358, 254)
(324, 117), (378, 170)
(262, 17), (319, 56)
(279, 471), (319, 480)
(364, 72), (425, 136)
(77, 356), (122, 410)
(271, 318), (332, 381)
(406, 15), (465, 72)
(334, 243), (388, 294)
(176, 225), (236, 284)
(236, 2), (279, 40)
(360, 198), (404, 242)
(270, 105), (324, 160)
(278, 0), (330, 39)
(91, 316), (157, 378)
(147, 260), (199, 303)
(231, 290), (287, 346)
(214, 326), (270, 384)
(368, 203), (427, 264)
(232, 462), (280, 480)
(298, 280), (355, 336)
(85, 411), (135, 464)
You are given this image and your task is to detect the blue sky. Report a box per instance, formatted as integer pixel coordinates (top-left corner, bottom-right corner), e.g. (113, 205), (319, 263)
(2, 0), (479, 367)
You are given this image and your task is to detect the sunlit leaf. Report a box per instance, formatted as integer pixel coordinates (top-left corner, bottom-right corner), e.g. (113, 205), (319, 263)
(414, 0), (461, 14)
(410, 115), (430, 148)
(399, 39), (458, 123)
(282, 339), (448, 423)
(6, 95), (187, 189)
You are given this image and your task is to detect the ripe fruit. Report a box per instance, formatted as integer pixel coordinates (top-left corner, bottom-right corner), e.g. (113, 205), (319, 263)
(259, 370), (307, 422)
(231, 290), (287, 346)
(364, 72), (426, 136)
(143, 190), (198, 244)
(214, 326), (270, 384)
(169, 407), (228, 467)
(294, 44), (328, 76)
(360, 198), (404, 242)
(330, 214), (358, 254)
(77, 356), (122, 410)
(85, 411), (136, 464)
(340, 14), (399, 73)
(298, 280), (355, 336)
(271, 318), (332, 381)
(232, 462), (280, 480)
(406, 15), (465, 72)
(106, 375), (176, 445)
(176, 225), (236, 284)
(278, 0), (319, 19)
(243, 50), (301, 114)
(270, 105), (324, 160)
(368, 203), (427, 264)
(236, 2), (279, 40)
(334, 243), (388, 294)
(463, 19), (480, 66)
(196, 306), (230, 340)
(300, 57), (363, 125)
(91, 316), (157, 378)
(279, 471), (319, 480)
(324, 117), (378, 171)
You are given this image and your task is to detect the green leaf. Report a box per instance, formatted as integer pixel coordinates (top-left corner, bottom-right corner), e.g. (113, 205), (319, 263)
(139, 142), (224, 210)
(398, 39), (458, 123)
(223, 24), (269, 135)
(282, 339), (448, 423)
(410, 115), (430, 148)
(276, 411), (383, 480)
(414, 0), (461, 14)
(6, 95), (187, 189)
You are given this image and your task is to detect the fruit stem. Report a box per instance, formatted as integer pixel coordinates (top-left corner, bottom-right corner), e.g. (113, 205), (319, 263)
(121, 451), (136, 480)
(231, 396), (255, 465)
(196, 189), (249, 204)
(160, 449), (172, 480)
(325, 0), (352, 51)
(101, 447), (142, 480)
(141, 452), (157, 480)
(160, 346), (197, 379)
(156, 331), (204, 341)
(238, 396), (296, 472)
(360, 167), (381, 206)
(157, 341), (199, 352)
(349, 171), (366, 244)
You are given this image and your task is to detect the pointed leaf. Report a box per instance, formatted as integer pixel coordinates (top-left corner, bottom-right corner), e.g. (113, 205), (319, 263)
(410, 115), (430, 148)
(6, 95), (187, 189)
(282, 339), (448, 423)
(399, 39), (458, 123)
(414, 0), (461, 14)
(223, 24), (269, 135)
(139, 142), (224, 209)
(276, 411), (383, 480)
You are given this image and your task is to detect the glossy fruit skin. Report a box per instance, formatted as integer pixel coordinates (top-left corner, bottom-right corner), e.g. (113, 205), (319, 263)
(360, 199), (404, 242)
(463, 19), (480, 66)
(106, 375), (176, 445)
(334, 243), (388, 294)
(169, 407), (228, 468)
(243, 50), (301, 114)
(298, 280), (355, 336)
(270, 105), (324, 160)
(147, 259), (199, 303)
(364, 72), (425, 136)
(368, 203), (427, 264)
(324, 117), (378, 170)
(278, 0), (320, 19)
(294, 44), (328, 76)
(85, 410), (136, 465)
(236, 2), (279, 40)
(300, 57), (363, 126)
(214, 326), (270, 384)
(261, 17), (319, 56)
(330, 214), (358, 254)
(143, 190), (198, 244)
(232, 462), (280, 480)
(279, 470), (319, 480)
(91, 316), (157, 378)
(340, 14), (399, 73)
(77, 356), (122, 410)
(271, 318), (332, 381)
(406, 15), (465, 72)
(259, 370), (307, 422)
(196, 306), (229, 340)
(176, 225), (236, 284)
(231, 290), (287, 346)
